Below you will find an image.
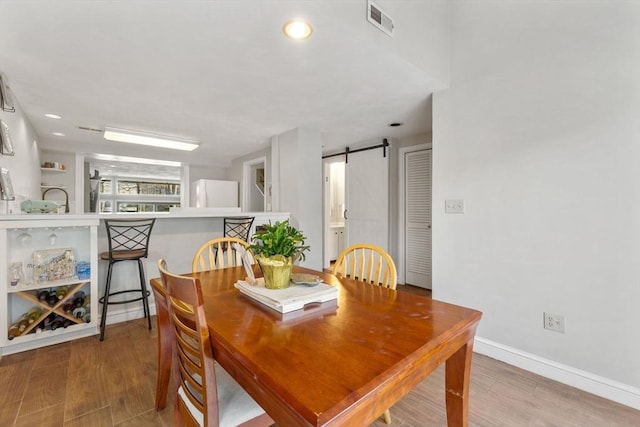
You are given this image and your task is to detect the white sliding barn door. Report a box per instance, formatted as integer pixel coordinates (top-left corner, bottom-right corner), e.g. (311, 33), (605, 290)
(405, 149), (432, 288)
(345, 148), (389, 251)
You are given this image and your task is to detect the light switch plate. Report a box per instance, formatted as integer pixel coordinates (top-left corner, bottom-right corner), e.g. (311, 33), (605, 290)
(445, 199), (464, 214)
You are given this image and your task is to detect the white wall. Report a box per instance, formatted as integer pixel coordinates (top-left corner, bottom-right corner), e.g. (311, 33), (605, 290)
(0, 93), (41, 213)
(272, 128), (323, 270)
(189, 164), (229, 183)
(376, 0), (450, 88)
(434, 1), (640, 407)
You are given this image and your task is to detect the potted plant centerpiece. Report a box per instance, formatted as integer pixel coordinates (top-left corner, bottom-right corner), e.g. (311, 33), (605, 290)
(249, 220), (309, 289)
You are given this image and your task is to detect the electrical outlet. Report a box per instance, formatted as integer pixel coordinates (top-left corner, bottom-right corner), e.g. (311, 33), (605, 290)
(544, 312), (565, 333)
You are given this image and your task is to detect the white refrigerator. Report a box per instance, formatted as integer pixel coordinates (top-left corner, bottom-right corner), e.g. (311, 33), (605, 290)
(190, 179), (239, 208)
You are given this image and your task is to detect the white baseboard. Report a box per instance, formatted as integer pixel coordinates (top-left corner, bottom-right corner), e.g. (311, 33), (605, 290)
(474, 336), (640, 410)
(104, 303), (157, 326)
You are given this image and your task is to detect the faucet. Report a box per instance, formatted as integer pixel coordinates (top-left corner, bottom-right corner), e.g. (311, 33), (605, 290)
(42, 187), (69, 213)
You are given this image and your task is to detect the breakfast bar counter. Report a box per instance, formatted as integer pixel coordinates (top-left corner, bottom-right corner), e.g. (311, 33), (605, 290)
(0, 210), (290, 345)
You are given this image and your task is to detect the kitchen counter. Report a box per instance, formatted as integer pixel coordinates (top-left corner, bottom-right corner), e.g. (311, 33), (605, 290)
(0, 209), (288, 221)
(1, 210), (291, 328)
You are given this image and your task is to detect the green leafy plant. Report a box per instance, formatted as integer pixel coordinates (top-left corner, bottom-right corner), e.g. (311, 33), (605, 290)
(249, 220), (310, 262)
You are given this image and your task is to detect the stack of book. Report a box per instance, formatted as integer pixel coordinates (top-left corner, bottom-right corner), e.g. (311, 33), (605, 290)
(235, 279), (338, 314)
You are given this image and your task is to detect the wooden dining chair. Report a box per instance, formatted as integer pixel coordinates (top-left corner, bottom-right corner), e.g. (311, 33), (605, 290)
(150, 276), (172, 412)
(152, 237), (253, 411)
(192, 237), (252, 272)
(332, 243), (397, 290)
(158, 259), (274, 427)
(331, 243), (397, 424)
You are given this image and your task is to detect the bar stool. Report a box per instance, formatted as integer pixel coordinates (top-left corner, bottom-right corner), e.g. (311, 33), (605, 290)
(218, 217), (255, 258)
(99, 218), (155, 341)
(223, 216), (255, 242)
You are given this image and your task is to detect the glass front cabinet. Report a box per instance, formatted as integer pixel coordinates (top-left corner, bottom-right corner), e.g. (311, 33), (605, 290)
(0, 217), (99, 355)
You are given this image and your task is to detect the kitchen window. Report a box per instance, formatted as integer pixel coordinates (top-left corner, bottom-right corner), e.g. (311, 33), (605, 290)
(99, 177), (180, 213)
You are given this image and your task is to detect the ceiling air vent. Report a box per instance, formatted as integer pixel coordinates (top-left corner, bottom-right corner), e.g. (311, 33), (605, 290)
(77, 125), (103, 133)
(367, 0), (394, 37)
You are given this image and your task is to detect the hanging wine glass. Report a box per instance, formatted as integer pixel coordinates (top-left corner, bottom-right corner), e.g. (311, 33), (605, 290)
(48, 227), (59, 246)
(16, 229), (32, 246)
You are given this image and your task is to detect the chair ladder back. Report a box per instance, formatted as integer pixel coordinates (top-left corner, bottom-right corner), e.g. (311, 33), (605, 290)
(159, 260), (221, 427)
(150, 278), (171, 411)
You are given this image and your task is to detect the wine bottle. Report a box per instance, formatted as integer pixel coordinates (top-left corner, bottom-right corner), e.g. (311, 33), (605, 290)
(16, 314), (29, 333)
(8, 323), (20, 340)
(26, 307), (43, 324)
(62, 301), (75, 313)
(62, 319), (74, 328)
(82, 313), (91, 323)
(37, 289), (50, 302)
(72, 306), (86, 319)
(42, 313), (56, 330)
(47, 291), (58, 306)
(50, 316), (65, 330)
(56, 286), (69, 300)
(73, 295), (85, 307)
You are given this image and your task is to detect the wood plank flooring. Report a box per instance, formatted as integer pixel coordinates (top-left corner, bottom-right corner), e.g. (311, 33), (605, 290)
(1, 286), (638, 426)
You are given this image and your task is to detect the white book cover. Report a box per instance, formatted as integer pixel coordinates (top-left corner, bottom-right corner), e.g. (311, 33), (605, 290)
(235, 279), (338, 313)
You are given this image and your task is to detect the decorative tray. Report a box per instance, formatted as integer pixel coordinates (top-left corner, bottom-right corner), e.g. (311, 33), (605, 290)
(235, 279), (338, 314)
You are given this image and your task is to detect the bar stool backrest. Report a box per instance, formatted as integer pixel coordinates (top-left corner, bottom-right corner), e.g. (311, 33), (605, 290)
(105, 218), (156, 258)
(223, 217), (255, 242)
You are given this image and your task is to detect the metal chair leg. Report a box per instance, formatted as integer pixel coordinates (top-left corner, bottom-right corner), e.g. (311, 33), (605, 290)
(99, 261), (114, 341)
(138, 259), (152, 330)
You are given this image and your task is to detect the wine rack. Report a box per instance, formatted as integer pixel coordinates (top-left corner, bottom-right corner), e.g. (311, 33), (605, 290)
(11, 281), (89, 337)
(0, 217), (99, 355)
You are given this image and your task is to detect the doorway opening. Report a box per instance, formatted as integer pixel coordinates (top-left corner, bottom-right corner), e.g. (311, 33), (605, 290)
(243, 157), (266, 212)
(323, 159), (346, 270)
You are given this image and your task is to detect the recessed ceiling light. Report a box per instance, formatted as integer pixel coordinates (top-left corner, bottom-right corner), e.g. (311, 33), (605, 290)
(283, 20), (313, 40)
(45, 113), (62, 119)
(388, 122), (403, 127)
(52, 132), (65, 136)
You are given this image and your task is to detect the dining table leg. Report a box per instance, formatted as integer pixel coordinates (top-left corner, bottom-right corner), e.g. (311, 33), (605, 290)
(445, 339), (474, 427)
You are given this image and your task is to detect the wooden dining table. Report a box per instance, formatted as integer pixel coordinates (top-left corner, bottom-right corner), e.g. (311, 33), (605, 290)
(151, 265), (482, 426)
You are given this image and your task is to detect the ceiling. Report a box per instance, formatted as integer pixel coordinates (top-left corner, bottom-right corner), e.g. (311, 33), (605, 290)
(0, 1), (439, 168)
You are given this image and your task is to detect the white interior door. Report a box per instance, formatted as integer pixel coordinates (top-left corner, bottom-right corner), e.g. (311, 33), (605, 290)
(405, 149), (432, 288)
(345, 149), (389, 251)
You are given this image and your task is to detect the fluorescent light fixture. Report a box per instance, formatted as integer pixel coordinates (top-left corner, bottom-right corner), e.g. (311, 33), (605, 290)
(103, 127), (199, 151)
(283, 20), (313, 40)
(52, 132), (65, 136)
(91, 153), (181, 167)
(45, 113), (62, 119)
